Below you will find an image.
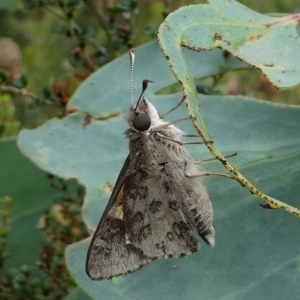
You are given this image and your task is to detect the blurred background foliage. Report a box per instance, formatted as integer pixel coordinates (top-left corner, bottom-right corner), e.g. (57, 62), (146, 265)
(0, 0), (299, 299)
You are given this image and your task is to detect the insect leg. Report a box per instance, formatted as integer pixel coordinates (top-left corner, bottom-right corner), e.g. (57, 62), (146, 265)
(195, 152), (237, 164)
(184, 163), (234, 180)
(159, 96), (185, 118)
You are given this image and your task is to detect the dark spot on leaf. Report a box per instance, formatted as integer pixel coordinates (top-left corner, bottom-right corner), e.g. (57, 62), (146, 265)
(263, 63), (274, 67)
(97, 111), (121, 121)
(214, 33), (222, 40)
(82, 114), (92, 128)
(259, 203), (274, 209)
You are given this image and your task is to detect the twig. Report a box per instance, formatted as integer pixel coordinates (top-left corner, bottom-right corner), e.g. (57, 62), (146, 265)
(0, 85), (37, 99)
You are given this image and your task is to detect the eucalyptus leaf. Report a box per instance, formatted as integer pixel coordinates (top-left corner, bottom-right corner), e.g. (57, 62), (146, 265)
(0, 139), (57, 270)
(64, 287), (91, 300)
(158, 0), (300, 88)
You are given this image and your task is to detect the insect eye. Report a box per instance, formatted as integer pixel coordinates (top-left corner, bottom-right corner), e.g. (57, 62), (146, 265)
(132, 112), (151, 132)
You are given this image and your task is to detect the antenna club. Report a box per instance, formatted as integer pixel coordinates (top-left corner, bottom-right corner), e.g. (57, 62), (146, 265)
(142, 79), (153, 90)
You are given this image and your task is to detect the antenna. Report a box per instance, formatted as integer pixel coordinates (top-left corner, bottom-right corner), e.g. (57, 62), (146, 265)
(129, 49), (135, 106)
(129, 49), (153, 112)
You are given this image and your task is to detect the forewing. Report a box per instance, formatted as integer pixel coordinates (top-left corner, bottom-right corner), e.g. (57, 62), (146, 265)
(96, 155), (131, 223)
(86, 156), (153, 280)
(123, 165), (200, 259)
(86, 198), (152, 280)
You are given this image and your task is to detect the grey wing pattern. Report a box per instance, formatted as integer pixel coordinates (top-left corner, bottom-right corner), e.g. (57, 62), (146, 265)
(86, 156), (215, 279)
(123, 164), (202, 259)
(86, 155), (153, 280)
(85, 185), (153, 280)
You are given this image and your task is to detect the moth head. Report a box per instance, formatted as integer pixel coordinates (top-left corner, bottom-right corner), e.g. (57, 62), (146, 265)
(128, 79), (161, 132)
(131, 98), (160, 132)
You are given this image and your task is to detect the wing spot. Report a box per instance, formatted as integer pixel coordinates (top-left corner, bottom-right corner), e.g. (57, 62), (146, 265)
(172, 222), (181, 236)
(149, 200), (163, 213)
(155, 241), (166, 254)
(169, 200), (179, 211)
(132, 211), (144, 223)
(167, 232), (174, 241)
(142, 224), (152, 239)
(179, 221), (189, 233)
(191, 207), (197, 215)
(163, 181), (171, 192)
(137, 186), (148, 199)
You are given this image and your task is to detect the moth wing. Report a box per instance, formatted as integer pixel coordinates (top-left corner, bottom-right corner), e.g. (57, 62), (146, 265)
(85, 203), (153, 280)
(123, 165), (200, 259)
(96, 155), (131, 223)
(86, 155), (153, 280)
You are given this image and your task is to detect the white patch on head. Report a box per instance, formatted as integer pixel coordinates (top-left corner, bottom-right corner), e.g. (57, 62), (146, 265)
(143, 99), (162, 127)
(143, 98), (184, 137)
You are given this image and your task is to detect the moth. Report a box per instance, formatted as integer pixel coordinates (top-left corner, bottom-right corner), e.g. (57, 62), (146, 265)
(86, 50), (215, 280)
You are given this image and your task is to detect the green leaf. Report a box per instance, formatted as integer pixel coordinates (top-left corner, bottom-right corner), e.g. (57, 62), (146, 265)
(67, 0), (84, 11)
(122, 12), (131, 21)
(0, 68), (7, 84)
(42, 85), (52, 99)
(157, 0), (300, 88)
(17, 41), (300, 299)
(64, 287), (91, 300)
(129, 28), (138, 40)
(109, 5), (127, 14)
(0, 0), (19, 9)
(0, 139), (57, 270)
(23, 0), (38, 10)
(108, 23), (118, 35)
(95, 56), (110, 67)
(157, 0), (300, 213)
(37, 86), (52, 102)
(68, 41), (243, 116)
(28, 100), (39, 109)
(68, 54), (84, 68)
(11, 74), (28, 89)
(112, 38), (126, 50)
(144, 26), (158, 37)
(52, 22), (67, 33)
(81, 27), (94, 39)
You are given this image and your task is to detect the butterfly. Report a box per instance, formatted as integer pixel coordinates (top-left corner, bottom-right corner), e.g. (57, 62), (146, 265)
(85, 50), (215, 280)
